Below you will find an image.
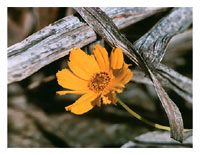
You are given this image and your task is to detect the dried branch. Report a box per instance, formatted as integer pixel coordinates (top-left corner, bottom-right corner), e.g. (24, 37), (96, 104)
(132, 30), (192, 104)
(165, 29), (192, 59)
(8, 15), (96, 84)
(26, 30), (193, 104)
(8, 7), (166, 84)
(132, 66), (192, 104)
(156, 64), (192, 103)
(133, 7), (192, 70)
(74, 7), (192, 142)
(132, 8), (192, 103)
(101, 7), (169, 30)
(7, 7), (192, 142)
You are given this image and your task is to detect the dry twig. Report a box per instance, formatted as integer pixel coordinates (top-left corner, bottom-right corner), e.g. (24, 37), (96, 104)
(7, 7), (192, 142)
(8, 7), (166, 84)
(74, 7), (192, 142)
(133, 7), (192, 69)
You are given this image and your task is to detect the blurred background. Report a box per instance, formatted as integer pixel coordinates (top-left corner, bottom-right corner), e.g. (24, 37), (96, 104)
(8, 7), (192, 147)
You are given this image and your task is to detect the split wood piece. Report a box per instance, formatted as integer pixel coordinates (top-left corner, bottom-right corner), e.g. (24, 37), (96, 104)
(133, 7), (192, 70)
(8, 7), (166, 84)
(132, 27), (192, 104)
(74, 7), (192, 142)
(27, 30), (193, 104)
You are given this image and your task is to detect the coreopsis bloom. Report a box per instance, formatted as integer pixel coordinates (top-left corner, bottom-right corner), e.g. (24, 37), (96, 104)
(56, 44), (133, 114)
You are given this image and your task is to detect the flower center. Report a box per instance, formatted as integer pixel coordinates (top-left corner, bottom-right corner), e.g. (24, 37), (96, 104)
(88, 72), (111, 92)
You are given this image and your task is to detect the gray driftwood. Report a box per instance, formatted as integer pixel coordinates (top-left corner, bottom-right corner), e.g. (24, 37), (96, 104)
(7, 7), (192, 142)
(121, 131), (192, 148)
(74, 7), (192, 142)
(132, 29), (192, 104)
(133, 7), (192, 70)
(8, 7), (166, 84)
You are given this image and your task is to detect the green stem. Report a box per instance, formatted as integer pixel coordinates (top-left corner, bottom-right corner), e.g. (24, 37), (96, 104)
(116, 97), (190, 131)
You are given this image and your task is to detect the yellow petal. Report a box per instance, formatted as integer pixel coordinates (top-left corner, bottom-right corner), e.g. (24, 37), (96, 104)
(115, 63), (133, 85)
(120, 68), (133, 84)
(105, 64), (132, 94)
(114, 87), (123, 93)
(102, 91), (116, 105)
(65, 92), (99, 115)
(68, 48), (100, 80)
(56, 69), (88, 90)
(94, 95), (101, 107)
(110, 47), (124, 70)
(102, 75), (124, 95)
(93, 44), (110, 71)
(102, 95), (111, 104)
(56, 90), (89, 95)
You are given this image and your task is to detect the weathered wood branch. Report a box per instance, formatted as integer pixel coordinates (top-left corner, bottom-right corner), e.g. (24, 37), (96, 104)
(165, 29), (192, 59)
(132, 30), (192, 104)
(8, 7), (167, 84)
(131, 7), (192, 104)
(7, 7), (192, 142)
(74, 7), (192, 142)
(133, 65), (192, 104)
(133, 7), (192, 70)
(25, 29), (192, 105)
(156, 64), (192, 103)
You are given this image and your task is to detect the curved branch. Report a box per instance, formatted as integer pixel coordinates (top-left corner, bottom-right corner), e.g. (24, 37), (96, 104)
(8, 7), (166, 84)
(74, 7), (192, 142)
(133, 7), (192, 70)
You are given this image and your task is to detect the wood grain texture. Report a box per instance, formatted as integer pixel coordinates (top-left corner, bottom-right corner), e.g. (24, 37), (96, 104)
(156, 64), (192, 103)
(8, 15), (96, 83)
(74, 7), (192, 142)
(8, 7), (166, 84)
(132, 30), (192, 104)
(133, 7), (192, 70)
(132, 65), (192, 104)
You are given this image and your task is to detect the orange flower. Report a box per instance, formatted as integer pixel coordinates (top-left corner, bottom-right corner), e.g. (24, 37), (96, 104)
(56, 44), (133, 115)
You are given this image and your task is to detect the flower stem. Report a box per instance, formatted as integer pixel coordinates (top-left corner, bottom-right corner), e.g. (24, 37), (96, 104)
(116, 97), (190, 131)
